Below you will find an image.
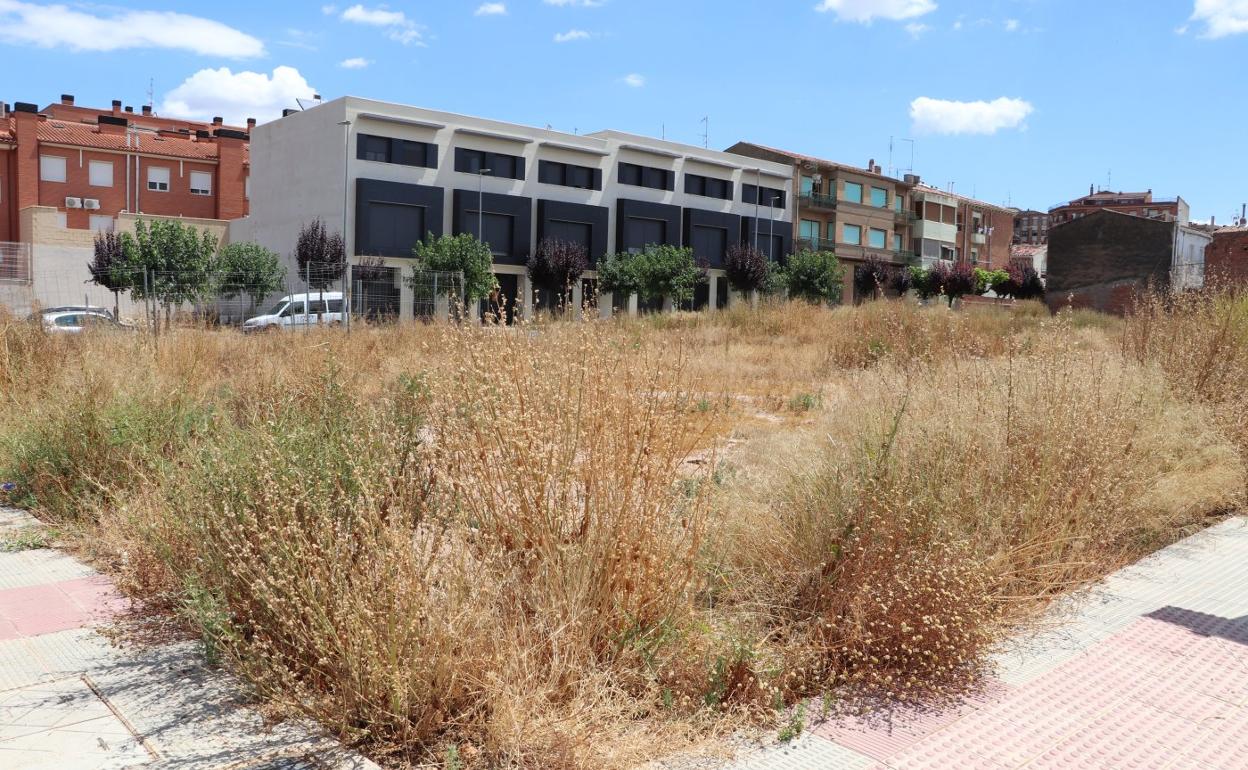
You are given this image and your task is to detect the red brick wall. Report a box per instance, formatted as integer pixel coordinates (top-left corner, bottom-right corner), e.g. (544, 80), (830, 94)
(1205, 231), (1248, 286)
(0, 149), (15, 242)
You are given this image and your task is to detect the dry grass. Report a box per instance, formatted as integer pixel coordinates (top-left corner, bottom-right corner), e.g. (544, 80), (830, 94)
(0, 293), (1242, 768)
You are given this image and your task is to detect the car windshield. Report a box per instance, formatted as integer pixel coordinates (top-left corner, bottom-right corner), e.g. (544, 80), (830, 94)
(265, 300), (289, 316)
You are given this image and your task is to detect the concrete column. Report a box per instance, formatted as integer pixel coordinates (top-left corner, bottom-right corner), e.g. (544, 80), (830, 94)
(520, 274), (534, 322)
(749, 289), (760, 309)
(572, 281), (584, 320)
(627, 293), (638, 317)
(708, 276), (718, 310)
(662, 295), (675, 313)
(433, 292), (450, 322)
(398, 268), (414, 322)
(599, 291), (613, 319)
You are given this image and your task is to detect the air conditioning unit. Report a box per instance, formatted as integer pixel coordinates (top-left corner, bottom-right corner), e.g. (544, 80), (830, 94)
(83, 199), (101, 210)
(64, 197), (82, 209)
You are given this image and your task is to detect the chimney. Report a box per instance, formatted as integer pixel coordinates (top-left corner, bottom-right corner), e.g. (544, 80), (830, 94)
(111, 99), (122, 115)
(212, 116), (223, 126)
(124, 105), (133, 113)
(868, 158), (875, 172)
(12, 103), (42, 241)
(1089, 183), (1094, 195)
(282, 108), (297, 117)
(60, 94), (74, 106)
(1212, 216), (1216, 226)
(141, 105), (152, 116)
(0, 102), (6, 119)
(246, 117), (256, 130)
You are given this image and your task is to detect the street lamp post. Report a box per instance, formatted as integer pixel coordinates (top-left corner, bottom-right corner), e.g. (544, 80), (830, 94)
(768, 194), (780, 257)
(476, 168), (492, 321)
(337, 119), (352, 332)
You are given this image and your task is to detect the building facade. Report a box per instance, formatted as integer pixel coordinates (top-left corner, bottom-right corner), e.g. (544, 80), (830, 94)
(910, 185), (1015, 270)
(1204, 228), (1248, 286)
(234, 96), (794, 319)
(723, 143), (915, 303)
(1013, 209), (1050, 244)
(1046, 209), (1209, 315)
(1049, 188), (1188, 228)
(0, 95), (251, 245)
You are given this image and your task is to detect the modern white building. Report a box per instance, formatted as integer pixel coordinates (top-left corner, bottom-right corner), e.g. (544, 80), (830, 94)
(232, 96), (794, 319)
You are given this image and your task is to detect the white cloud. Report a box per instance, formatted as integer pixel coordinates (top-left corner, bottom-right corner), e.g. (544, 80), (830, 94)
(952, 18), (963, 29)
(904, 22), (928, 37)
(161, 66), (316, 125)
(909, 96), (1034, 135)
(340, 57), (370, 69)
(1004, 18), (1020, 31)
(475, 2), (506, 15)
(321, 4), (337, 14)
(621, 73), (645, 87)
(1187, 0), (1248, 38)
(340, 4), (423, 44)
(814, 0), (936, 23)
(544, 0), (605, 6)
(0, 0), (264, 57)
(554, 28), (591, 42)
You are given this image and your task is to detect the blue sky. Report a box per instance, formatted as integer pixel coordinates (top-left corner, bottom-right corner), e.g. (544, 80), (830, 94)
(2, 0), (1246, 222)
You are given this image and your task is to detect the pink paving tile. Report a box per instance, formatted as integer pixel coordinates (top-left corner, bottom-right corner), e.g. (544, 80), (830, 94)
(1030, 702), (1204, 770)
(812, 700), (976, 761)
(881, 712), (1042, 768)
(0, 577), (126, 639)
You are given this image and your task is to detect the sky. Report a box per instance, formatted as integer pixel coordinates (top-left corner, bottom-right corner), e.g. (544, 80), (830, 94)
(1, 0), (1246, 223)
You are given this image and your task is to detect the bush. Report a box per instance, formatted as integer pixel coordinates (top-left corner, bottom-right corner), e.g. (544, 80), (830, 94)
(853, 256), (889, 301)
(942, 262), (977, 306)
(887, 265), (913, 295)
(596, 252), (642, 299)
(293, 219), (346, 290)
(412, 232), (496, 301)
(724, 244), (770, 295)
(528, 238), (589, 309)
(214, 242), (286, 313)
(88, 230), (134, 318)
(784, 249), (844, 304)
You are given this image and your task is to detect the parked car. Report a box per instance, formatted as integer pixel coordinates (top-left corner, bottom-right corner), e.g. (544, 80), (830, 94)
(242, 292), (346, 332)
(29, 305), (116, 322)
(40, 309), (130, 334)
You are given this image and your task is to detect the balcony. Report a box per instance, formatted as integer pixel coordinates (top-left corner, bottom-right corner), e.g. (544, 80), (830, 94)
(796, 236), (837, 252)
(971, 231), (987, 245)
(798, 192), (837, 211)
(894, 209), (918, 225)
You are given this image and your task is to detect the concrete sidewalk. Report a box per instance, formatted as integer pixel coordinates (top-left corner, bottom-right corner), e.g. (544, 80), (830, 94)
(0, 505), (379, 769)
(723, 516), (1248, 769)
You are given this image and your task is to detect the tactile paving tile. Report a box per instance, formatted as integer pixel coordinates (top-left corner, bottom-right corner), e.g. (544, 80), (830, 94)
(0, 549), (96, 591)
(737, 734), (873, 770)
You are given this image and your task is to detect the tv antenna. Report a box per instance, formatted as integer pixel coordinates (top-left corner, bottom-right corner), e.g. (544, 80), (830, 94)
(699, 116), (708, 149)
(146, 78), (154, 111)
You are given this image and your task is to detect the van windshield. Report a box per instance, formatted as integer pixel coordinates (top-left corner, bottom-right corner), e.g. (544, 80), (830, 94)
(266, 300), (289, 316)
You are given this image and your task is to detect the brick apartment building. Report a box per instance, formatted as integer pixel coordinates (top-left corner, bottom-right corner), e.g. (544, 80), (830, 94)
(1205, 227), (1248, 285)
(1013, 208), (1050, 244)
(0, 95), (251, 244)
(909, 185), (1016, 271)
(1049, 187), (1188, 228)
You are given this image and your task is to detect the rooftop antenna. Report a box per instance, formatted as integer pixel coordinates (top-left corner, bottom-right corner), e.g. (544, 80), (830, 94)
(661, 122), (665, 140)
(146, 77), (154, 111)
(899, 137), (915, 174)
(699, 116), (708, 149)
(888, 136), (894, 177)
(1107, 169), (1112, 191)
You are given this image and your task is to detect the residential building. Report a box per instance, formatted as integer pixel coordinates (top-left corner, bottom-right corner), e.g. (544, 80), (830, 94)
(1205, 227), (1248, 285)
(723, 142), (915, 303)
(1046, 209), (1211, 315)
(909, 184), (1016, 270)
(1049, 187), (1188, 228)
(1013, 209), (1050, 244)
(232, 96), (794, 319)
(0, 95), (251, 244)
(1010, 243), (1047, 279)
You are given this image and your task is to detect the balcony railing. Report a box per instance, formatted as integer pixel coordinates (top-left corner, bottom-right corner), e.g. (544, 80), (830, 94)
(894, 209), (918, 224)
(0, 242), (32, 285)
(796, 236), (837, 252)
(798, 192), (837, 210)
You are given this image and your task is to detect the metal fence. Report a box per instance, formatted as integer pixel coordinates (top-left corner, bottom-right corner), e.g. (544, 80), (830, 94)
(0, 243), (32, 284)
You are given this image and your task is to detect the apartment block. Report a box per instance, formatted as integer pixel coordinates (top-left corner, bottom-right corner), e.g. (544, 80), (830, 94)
(0, 95), (251, 244)
(724, 143), (915, 303)
(1013, 209), (1050, 244)
(234, 96), (794, 318)
(1049, 187), (1188, 228)
(910, 184), (1016, 270)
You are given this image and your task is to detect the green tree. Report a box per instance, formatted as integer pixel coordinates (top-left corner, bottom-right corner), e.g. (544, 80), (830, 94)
(214, 242), (286, 316)
(909, 266), (938, 300)
(121, 218), (219, 331)
(411, 232), (495, 301)
(634, 244), (704, 306)
(973, 268), (1010, 297)
(783, 249), (844, 304)
(596, 252), (643, 299)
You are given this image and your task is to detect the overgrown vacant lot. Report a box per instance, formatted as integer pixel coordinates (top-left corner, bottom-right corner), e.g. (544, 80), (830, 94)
(1, 295), (1245, 768)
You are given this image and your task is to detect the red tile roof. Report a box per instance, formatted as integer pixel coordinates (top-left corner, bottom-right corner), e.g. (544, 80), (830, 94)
(36, 120), (220, 161)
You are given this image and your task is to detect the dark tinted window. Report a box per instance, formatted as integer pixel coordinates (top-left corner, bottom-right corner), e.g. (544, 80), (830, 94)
(743, 184), (786, 208)
(690, 224), (728, 263)
(618, 162), (642, 186)
(326, 299), (344, 313)
(618, 162), (673, 191)
(359, 134), (390, 162)
(539, 160), (600, 190)
(456, 148), (525, 180)
(357, 134), (436, 168)
(685, 173), (732, 200)
(623, 217), (665, 252)
(369, 202), (424, 257)
(545, 219), (592, 250)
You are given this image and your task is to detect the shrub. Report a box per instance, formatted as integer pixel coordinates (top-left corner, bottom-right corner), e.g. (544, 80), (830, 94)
(293, 219), (347, 290)
(596, 252), (642, 299)
(887, 265), (913, 295)
(412, 232), (496, 301)
(528, 238), (589, 309)
(724, 244), (770, 294)
(214, 242), (286, 314)
(636, 244), (704, 305)
(88, 230), (134, 318)
(784, 249), (844, 304)
(942, 262), (977, 306)
(853, 256), (889, 301)
(909, 266), (938, 300)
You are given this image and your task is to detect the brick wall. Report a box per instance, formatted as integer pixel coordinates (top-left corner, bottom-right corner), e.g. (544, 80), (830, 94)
(1045, 210), (1173, 315)
(1205, 230), (1248, 286)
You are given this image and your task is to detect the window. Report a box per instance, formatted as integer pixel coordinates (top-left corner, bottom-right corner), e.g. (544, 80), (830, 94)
(245, 176), (251, 200)
(843, 181), (863, 204)
(538, 160), (601, 190)
(800, 175), (814, 195)
(326, 299), (345, 314)
(826, 222), (836, 241)
(147, 166), (170, 192)
(684, 173), (731, 200)
(971, 248), (980, 264)
(618, 162), (673, 191)
(843, 224), (862, 245)
(88, 160), (113, 187)
(799, 219), (820, 240)
(743, 184), (786, 209)
(55, 212), (68, 229)
(870, 186), (888, 207)
(357, 134), (437, 168)
(40, 155), (67, 183)
(89, 215), (113, 233)
(894, 234), (903, 251)
(190, 171), (212, 196)
(869, 228), (886, 249)
(895, 196), (903, 212)
(454, 148), (524, 180)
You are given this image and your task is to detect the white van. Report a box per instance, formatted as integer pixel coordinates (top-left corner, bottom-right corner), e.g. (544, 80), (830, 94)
(242, 292), (346, 332)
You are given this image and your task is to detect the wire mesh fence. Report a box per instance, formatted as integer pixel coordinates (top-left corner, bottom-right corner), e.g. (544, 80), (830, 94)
(0, 243), (32, 285)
